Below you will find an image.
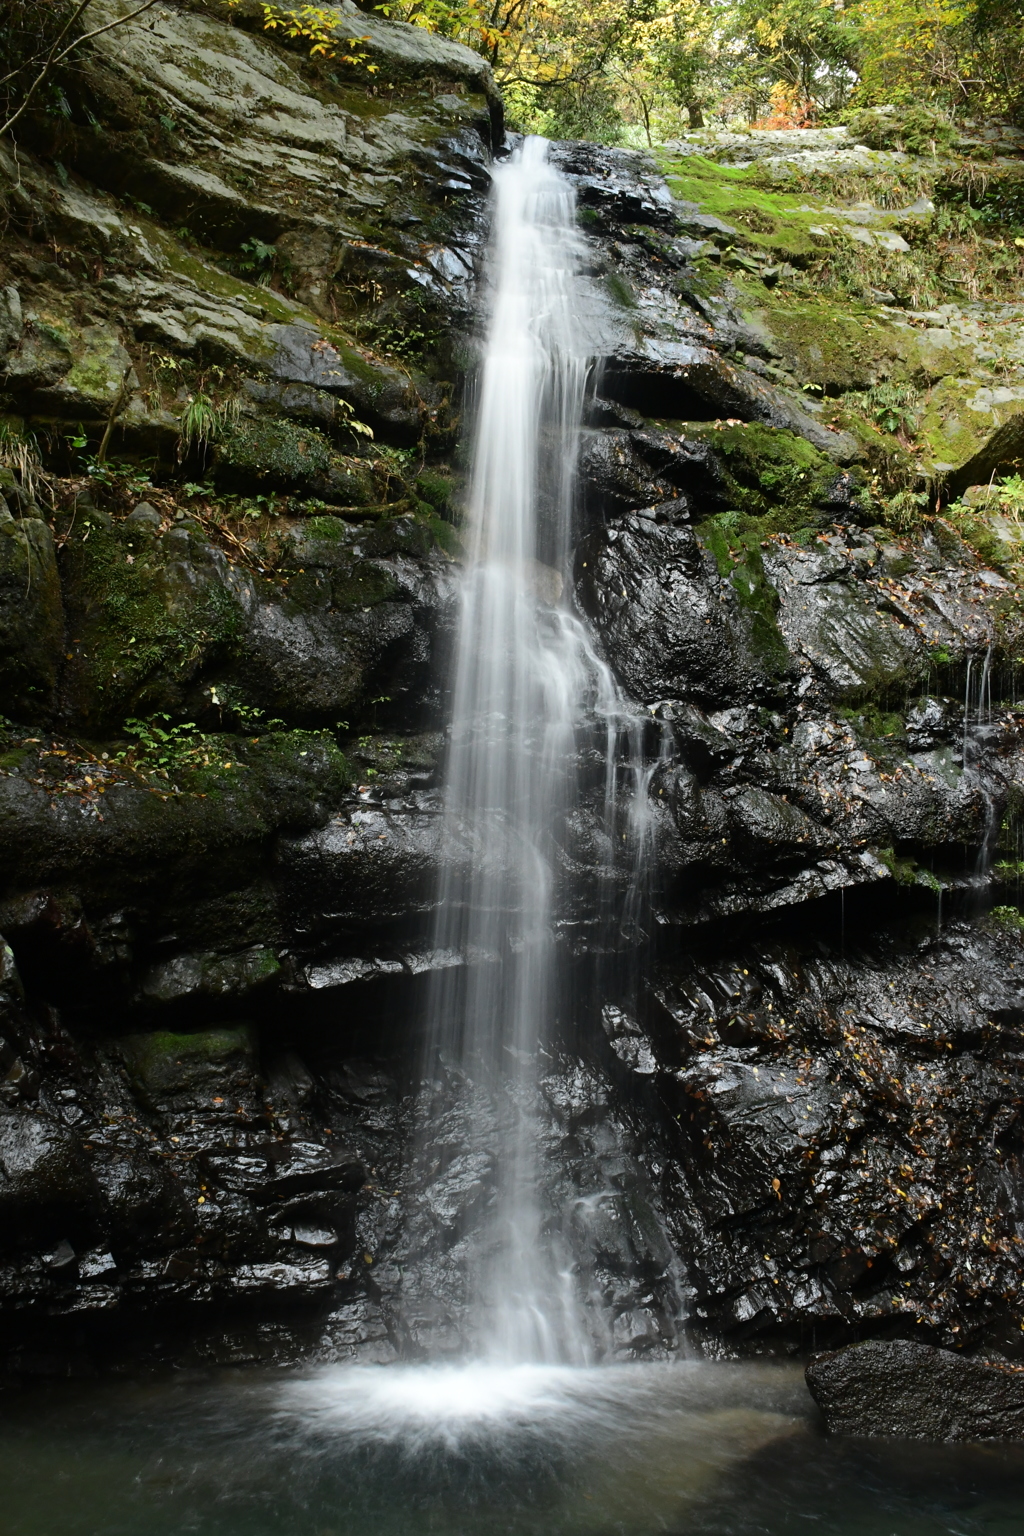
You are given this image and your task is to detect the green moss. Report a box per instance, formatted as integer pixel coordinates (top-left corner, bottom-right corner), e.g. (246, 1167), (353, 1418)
(423, 512), (460, 557)
(34, 319), (74, 350)
(126, 1025), (254, 1069)
(837, 702), (908, 764)
(216, 417), (334, 488)
(118, 1025), (257, 1097)
(688, 422), (842, 527)
(941, 503), (1011, 572)
(65, 334), (130, 407)
(244, 727), (352, 794)
(350, 731), (441, 777)
(605, 271), (637, 309)
(322, 328), (403, 391)
(878, 845), (919, 885)
(687, 422), (861, 672)
(61, 519), (246, 730)
(757, 295), (915, 394)
(696, 511), (789, 672)
(414, 470), (452, 512)
(304, 515), (349, 541)
(157, 724), (353, 800)
(917, 375), (1021, 473)
(657, 154), (825, 263)
(327, 562), (398, 610)
(150, 231), (303, 326)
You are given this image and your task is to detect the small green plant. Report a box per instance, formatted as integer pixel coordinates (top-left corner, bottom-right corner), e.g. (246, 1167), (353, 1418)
(337, 397), (374, 440)
(882, 486), (930, 534)
(238, 236), (281, 288)
(178, 392), (220, 463)
(994, 473), (1024, 516)
(84, 455), (153, 499)
(176, 387), (241, 467)
(852, 381), (920, 439)
(206, 687), (283, 732)
(119, 714), (205, 772)
(989, 904), (1024, 932)
(152, 353), (185, 380)
(0, 421), (44, 502)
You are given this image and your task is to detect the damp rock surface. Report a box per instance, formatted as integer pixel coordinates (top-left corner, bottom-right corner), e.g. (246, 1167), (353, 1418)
(807, 1338), (1024, 1440)
(2, 11), (1024, 1374)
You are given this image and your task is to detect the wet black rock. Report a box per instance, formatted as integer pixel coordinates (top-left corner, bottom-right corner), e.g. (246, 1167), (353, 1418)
(637, 912), (1024, 1354)
(0, 502), (63, 722)
(3, 1), (1024, 1378)
(55, 504), (456, 735)
(806, 1339), (1024, 1440)
(577, 513), (779, 707)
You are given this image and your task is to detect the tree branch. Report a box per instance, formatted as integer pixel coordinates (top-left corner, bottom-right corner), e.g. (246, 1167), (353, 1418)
(1, 0), (163, 140)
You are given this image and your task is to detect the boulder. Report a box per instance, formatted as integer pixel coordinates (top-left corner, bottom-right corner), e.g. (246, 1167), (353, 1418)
(576, 512), (783, 705)
(806, 1339), (1024, 1440)
(116, 1026), (258, 1107)
(0, 1107), (101, 1246)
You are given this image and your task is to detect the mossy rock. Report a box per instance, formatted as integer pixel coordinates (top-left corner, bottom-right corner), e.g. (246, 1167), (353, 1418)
(657, 154), (825, 265)
(414, 470), (454, 516)
(837, 702), (909, 766)
(846, 107), (957, 157)
(152, 230), (303, 326)
(684, 422), (845, 527)
(696, 514), (790, 674)
(58, 510), (246, 733)
(215, 416), (369, 500)
(750, 296), (915, 395)
(140, 944), (281, 1006)
(0, 514), (63, 723)
(919, 377), (1024, 476)
(116, 1024), (257, 1102)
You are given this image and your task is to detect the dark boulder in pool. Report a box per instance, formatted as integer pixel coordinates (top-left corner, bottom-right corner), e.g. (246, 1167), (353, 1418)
(806, 1338), (1024, 1440)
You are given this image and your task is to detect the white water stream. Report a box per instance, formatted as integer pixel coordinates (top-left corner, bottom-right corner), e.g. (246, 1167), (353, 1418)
(418, 137), (646, 1364)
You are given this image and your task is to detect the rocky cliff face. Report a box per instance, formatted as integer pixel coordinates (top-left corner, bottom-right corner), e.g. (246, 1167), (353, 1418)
(1, 1), (1023, 1376)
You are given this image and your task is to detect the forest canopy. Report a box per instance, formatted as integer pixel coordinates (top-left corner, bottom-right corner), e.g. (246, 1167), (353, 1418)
(377, 0), (1024, 142)
(1, 0), (1021, 147)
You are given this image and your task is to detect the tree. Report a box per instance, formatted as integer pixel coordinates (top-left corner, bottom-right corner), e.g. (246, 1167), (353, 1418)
(853, 0), (1024, 120)
(650, 1), (725, 128)
(722, 0), (860, 120)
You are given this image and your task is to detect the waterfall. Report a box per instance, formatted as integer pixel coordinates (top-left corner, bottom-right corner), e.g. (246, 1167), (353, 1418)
(415, 137), (629, 1365)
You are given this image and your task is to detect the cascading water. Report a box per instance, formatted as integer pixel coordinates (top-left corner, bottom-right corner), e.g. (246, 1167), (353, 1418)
(963, 643), (1000, 902)
(415, 136), (639, 1365)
